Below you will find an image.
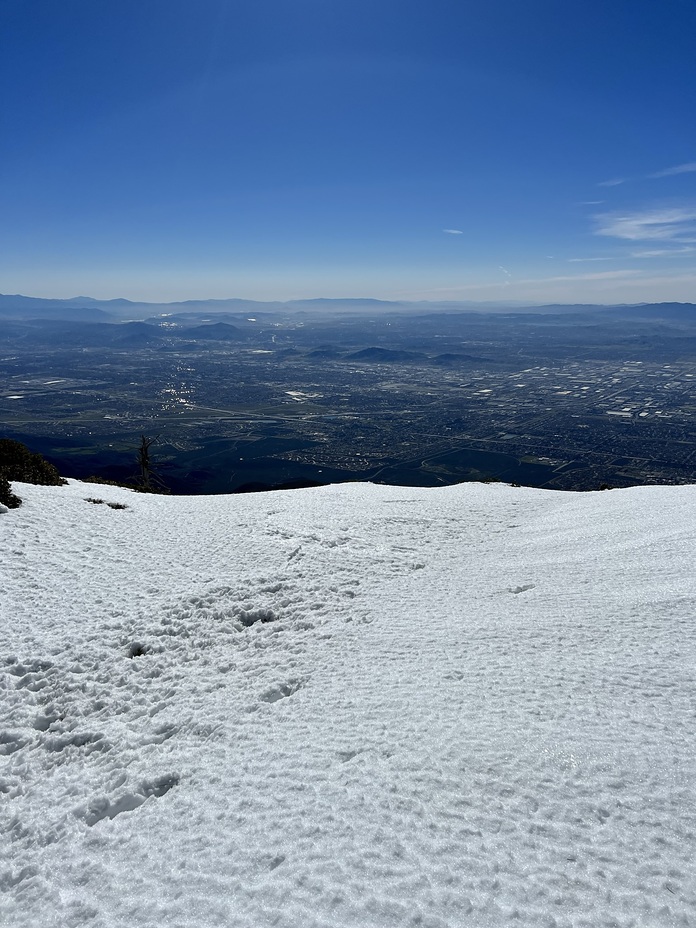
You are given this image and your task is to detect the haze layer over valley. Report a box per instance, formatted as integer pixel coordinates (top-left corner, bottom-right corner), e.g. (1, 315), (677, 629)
(2, 297), (695, 493)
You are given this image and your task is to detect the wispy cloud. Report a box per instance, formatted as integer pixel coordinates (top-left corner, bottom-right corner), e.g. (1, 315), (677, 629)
(498, 266), (512, 277)
(594, 207), (696, 242)
(618, 272), (696, 287)
(427, 270), (641, 293)
(592, 161), (696, 190)
(407, 267), (696, 301)
(630, 246), (696, 258)
(580, 200), (604, 205)
(585, 161), (696, 191)
(442, 228), (463, 234)
(568, 256), (614, 263)
(520, 270), (641, 284)
(649, 161), (696, 178)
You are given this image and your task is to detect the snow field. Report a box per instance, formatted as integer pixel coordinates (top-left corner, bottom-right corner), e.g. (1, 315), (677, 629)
(1, 479), (695, 927)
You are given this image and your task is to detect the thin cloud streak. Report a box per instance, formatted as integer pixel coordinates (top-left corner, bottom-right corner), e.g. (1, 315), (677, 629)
(594, 207), (696, 242)
(427, 270), (643, 293)
(442, 228), (463, 234)
(405, 268), (696, 302)
(519, 270), (641, 284)
(649, 161), (696, 178)
(631, 246), (696, 257)
(589, 161), (695, 189)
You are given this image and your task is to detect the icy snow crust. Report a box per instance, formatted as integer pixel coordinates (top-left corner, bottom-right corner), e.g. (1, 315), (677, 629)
(1, 480), (695, 928)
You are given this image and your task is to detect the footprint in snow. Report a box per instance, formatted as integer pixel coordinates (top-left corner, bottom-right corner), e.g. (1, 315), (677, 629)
(0, 731), (30, 755)
(77, 773), (180, 826)
(260, 680), (303, 704)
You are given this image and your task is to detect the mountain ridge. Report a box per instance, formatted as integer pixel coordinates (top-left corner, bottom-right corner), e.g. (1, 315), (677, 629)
(2, 292), (695, 322)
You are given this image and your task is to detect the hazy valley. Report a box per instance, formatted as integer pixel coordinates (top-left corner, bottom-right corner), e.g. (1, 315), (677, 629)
(2, 298), (695, 494)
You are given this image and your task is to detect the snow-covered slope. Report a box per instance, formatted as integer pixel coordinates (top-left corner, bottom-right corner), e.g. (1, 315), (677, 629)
(1, 480), (695, 928)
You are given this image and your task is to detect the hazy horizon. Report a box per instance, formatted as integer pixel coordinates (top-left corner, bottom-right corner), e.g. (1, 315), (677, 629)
(4, 290), (695, 310)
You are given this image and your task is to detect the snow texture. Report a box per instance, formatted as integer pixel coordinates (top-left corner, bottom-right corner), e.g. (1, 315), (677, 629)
(1, 478), (695, 927)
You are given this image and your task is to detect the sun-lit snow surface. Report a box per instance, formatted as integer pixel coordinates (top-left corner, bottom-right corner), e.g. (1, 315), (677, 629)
(1, 480), (695, 928)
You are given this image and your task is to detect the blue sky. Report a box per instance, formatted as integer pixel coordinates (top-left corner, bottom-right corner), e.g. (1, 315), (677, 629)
(2, 0), (695, 304)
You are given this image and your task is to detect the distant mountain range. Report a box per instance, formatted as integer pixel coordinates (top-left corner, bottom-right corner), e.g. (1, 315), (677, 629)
(0, 318), (248, 349)
(0, 294), (696, 322)
(0, 292), (694, 324)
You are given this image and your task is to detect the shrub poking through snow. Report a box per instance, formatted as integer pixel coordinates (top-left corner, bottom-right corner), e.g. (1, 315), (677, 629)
(85, 497), (128, 510)
(0, 475), (21, 509)
(0, 439), (66, 507)
(0, 439), (66, 486)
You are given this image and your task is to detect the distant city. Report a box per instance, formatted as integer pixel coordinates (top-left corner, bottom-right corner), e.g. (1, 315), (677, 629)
(1, 295), (695, 493)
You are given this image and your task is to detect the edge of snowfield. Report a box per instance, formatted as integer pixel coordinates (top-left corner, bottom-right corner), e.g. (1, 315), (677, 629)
(1, 478), (695, 928)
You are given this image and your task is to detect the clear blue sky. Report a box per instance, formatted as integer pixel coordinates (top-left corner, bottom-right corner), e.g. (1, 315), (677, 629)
(2, 0), (695, 304)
